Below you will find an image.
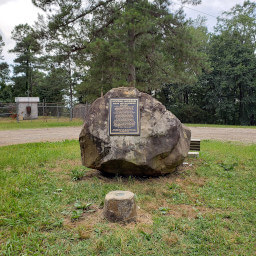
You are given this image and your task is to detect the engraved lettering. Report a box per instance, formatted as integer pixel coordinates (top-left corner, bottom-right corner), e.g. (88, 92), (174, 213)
(109, 98), (140, 135)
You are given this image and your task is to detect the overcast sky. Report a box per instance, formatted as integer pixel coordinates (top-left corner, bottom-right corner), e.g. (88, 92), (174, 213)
(0, 0), (247, 64)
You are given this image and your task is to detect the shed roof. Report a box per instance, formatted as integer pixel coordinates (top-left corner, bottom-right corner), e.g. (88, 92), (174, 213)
(15, 97), (40, 103)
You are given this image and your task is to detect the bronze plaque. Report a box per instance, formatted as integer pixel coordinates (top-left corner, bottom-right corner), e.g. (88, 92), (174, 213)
(109, 98), (140, 135)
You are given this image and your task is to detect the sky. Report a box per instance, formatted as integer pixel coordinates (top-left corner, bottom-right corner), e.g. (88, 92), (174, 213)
(0, 0), (247, 65)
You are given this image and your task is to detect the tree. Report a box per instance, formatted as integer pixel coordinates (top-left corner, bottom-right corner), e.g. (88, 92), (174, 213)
(205, 1), (256, 125)
(9, 24), (41, 97)
(33, 0), (209, 103)
(0, 34), (11, 102)
(34, 66), (70, 102)
(157, 1), (256, 126)
(34, 10), (85, 107)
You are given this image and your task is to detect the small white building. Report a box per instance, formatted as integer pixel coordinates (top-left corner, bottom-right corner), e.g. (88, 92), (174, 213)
(15, 97), (40, 120)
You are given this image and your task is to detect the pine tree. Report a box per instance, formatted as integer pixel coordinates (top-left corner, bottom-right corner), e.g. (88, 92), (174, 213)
(33, 0), (209, 102)
(206, 1), (256, 125)
(9, 24), (41, 97)
(0, 34), (11, 102)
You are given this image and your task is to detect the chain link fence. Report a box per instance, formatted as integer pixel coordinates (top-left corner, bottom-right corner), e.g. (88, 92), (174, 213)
(38, 103), (70, 119)
(0, 103), (17, 119)
(38, 102), (90, 120)
(0, 102), (90, 121)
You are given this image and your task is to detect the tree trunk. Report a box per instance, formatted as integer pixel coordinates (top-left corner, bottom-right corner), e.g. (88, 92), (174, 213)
(30, 64), (33, 96)
(184, 90), (189, 104)
(238, 83), (243, 124)
(127, 0), (136, 87)
(26, 59), (30, 96)
(68, 56), (73, 121)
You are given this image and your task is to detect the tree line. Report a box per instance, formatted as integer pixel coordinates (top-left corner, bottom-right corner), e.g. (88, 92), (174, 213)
(0, 0), (255, 125)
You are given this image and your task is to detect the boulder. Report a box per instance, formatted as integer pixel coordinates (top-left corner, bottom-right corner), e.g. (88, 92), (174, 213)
(79, 87), (191, 176)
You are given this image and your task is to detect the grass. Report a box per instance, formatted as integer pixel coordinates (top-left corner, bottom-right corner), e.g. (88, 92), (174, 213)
(0, 117), (84, 130)
(1, 118), (255, 131)
(185, 123), (256, 129)
(1, 117), (255, 131)
(0, 140), (255, 255)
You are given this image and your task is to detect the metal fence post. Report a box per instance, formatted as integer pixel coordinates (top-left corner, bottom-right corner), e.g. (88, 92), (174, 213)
(57, 103), (59, 121)
(43, 99), (45, 117)
(16, 102), (19, 123)
(70, 104), (73, 122)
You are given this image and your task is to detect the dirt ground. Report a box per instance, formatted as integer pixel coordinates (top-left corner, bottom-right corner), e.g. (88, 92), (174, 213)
(0, 126), (255, 147)
(189, 127), (256, 144)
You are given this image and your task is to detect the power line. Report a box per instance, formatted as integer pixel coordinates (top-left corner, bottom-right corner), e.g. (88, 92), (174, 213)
(129, 1), (218, 20)
(172, 1), (218, 19)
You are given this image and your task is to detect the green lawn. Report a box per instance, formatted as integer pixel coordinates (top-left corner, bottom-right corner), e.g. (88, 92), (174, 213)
(185, 123), (256, 129)
(0, 118), (83, 130)
(1, 117), (255, 131)
(0, 140), (255, 255)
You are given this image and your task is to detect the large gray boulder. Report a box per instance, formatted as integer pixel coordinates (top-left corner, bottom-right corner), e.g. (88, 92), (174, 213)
(79, 87), (191, 176)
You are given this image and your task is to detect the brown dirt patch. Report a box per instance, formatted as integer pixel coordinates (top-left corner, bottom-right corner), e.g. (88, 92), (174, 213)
(57, 159), (212, 223)
(168, 204), (213, 219)
(48, 159), (82, 180)
(63, 206), (153, 239)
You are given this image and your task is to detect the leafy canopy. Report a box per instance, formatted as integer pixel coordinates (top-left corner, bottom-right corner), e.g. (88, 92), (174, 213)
(32, 0), (209, 102)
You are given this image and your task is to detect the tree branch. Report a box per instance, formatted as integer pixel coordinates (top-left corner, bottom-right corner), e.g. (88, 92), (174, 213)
(134, 30), (156, 40)
(64, 0), (115, 27)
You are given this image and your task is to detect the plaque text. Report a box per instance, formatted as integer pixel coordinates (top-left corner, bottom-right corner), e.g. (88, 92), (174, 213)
(109, 98), (140, 135)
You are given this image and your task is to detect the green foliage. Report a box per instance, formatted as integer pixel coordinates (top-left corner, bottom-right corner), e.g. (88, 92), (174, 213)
(9, 24), (41, 97)
(185, 123), (256, 129)
(0, 34), (4, 61)
(170, 103), (211, 124)
(70, 166), (88, 181)
(159, 207), (170, 215)
(31, 0), (209, 103)
(0, 34), (11, 102)
(200, 1), (256, 125)
(3, 0), (256, 127)
(34, 67), (68, 102)
(158, 1), (256, 126)
(74, 201), (92, 210)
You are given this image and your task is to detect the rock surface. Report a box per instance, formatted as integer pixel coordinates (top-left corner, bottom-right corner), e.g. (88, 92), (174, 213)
(103, 191), (137, 223)
(79, 87), (191, 176)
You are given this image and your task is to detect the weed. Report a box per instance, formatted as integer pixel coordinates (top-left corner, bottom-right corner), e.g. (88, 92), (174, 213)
(139, 230), (151, 241)
(71, 210), (83, 221)
(74, 201), (92, 210)
(219, 162), (238, 171)
(168, 183), (180, 190)
(70, 166), (87, 181)
(159, 207), (170, 215)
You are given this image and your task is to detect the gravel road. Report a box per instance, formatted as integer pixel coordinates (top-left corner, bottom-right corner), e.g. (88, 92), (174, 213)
(0, 126), (255, 147)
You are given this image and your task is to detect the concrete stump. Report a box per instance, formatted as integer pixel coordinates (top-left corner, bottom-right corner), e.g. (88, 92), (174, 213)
(103, 191), (137, 223)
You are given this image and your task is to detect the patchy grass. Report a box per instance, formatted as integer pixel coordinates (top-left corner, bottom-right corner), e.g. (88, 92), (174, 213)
(0, 117), (83, 130)
(0, 140), (255, 255)
(185, 123), (256, 129)
(1, 118), (255, 131)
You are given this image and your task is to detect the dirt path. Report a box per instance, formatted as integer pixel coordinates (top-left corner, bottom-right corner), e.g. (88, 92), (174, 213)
(0, 127), (82, 147)
(0, 126), (255, 147)
(189, 127), (256, 144)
